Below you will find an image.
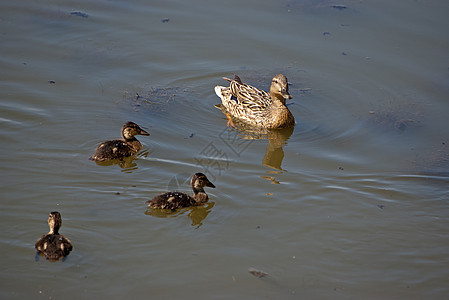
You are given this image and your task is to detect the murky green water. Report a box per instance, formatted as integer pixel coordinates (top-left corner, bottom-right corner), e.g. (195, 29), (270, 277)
(1, 0), (448, 299)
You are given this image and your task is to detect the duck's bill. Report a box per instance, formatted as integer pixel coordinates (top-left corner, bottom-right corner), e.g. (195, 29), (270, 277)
(140, 129), (150, 136)
(282, 89), (292, 99)
(206, 181), (216, 188)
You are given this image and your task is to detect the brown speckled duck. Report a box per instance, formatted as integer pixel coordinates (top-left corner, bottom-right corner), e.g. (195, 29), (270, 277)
(90, 121), (149, 161)
(146, 173), (215, 210)
(214, 74), (295, 129)
(35, 211), (73, 261)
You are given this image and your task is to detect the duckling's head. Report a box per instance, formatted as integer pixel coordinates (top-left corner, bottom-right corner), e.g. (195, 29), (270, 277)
(121, 121), (150, 140)
(48, 211), (62, 234)
(270, 74), (292, 104)
(191, 172), (215, 194)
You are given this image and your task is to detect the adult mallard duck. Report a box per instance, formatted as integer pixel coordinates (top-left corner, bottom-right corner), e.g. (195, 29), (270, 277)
(146, 173), (215, 210)
(90, 121), (149, 162)
(35, 211), (73, 261)
(214, 74), (295, 129)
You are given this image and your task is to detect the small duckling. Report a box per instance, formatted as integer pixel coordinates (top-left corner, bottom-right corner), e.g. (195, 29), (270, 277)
(146, 173), (215, 210)
(35, 211), (73, 261)
(90, 121), (149, 162)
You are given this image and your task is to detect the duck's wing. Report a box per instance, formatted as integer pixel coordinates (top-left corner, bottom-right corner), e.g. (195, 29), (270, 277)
(35, 234), (72, 261)
(90, 139), (134, 161)
(58, 235), (73, 255)
(35, 234), (49, 252)
(221, 75), (244, 99)
(237, 83), (272, 110)
(147, 192), (195, 210)
(223, 76), (272, 106)
(216, 76), (273, 125)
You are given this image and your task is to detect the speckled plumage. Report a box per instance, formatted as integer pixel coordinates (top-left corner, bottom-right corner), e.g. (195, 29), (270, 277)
(214, 74), (295, 129)
(35, 211), (73, 261)
(146, 173), (215, 210)
(90, 121), (149, 162)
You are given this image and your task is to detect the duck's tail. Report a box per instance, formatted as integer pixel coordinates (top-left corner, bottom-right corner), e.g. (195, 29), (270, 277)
(222, 74), (243, 84)
(214, 85), (226, 99)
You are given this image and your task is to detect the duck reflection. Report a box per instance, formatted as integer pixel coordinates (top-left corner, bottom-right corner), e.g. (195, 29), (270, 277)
(216, 104), (294, 170)
(261, 175), (281, 184)
(145, 202), (215, 229)
(262, 127), (294, 170)
(187, 201), (215, 228)
(92, 150), (149, 172)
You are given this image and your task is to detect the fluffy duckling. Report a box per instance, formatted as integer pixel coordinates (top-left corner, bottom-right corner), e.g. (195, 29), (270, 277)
(214, 74), (295, 129)
(35, 211), (73, 261)
(146, 173), (215, 210)
(90, 121), (149, 161)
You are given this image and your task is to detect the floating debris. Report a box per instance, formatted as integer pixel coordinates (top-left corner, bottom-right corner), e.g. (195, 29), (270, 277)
(332, 5), (347, 10)
(70, 11), (89, 18)
(248, 267), (268, 278)
(161, 18), (170, 23)
(125, 87), (185, 113)
(48, 80), (56, 84)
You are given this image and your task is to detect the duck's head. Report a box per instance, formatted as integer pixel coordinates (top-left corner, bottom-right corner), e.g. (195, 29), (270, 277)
(191, 172), (215, 193)
(121, 121), (150, 140)
(48, 211), (62, 234)
(269, 74), (292, 104)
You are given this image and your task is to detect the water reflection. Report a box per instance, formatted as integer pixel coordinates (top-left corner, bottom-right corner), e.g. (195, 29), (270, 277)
(263, 127), (294, 170)
(261, 173), (281, 184)
(91, 150), (149, 172)
(145, 202), (215, 229)
(187, 202), (215, 228)
(35, 252), (70, 263)
(215, 103), (294, 170)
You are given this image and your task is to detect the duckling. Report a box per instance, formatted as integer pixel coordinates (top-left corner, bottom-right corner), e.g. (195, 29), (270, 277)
(35, 211), (73, 261)
(90, 121), (149, 161)
(146, 173), (215, 210)
(214, 74), (295, 129)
